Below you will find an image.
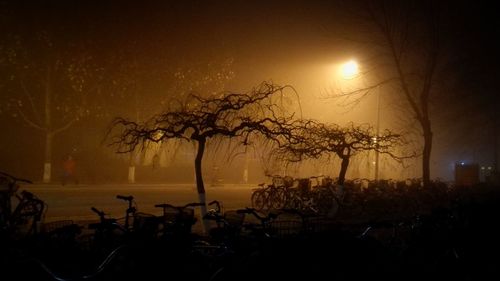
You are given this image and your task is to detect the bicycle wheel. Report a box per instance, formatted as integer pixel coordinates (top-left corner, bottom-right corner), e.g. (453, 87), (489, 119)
(251, 189), (267, 211)
(268, 187), (286, 209)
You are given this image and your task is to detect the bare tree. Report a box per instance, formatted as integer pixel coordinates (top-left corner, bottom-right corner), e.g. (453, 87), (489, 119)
(329, 0), (455, 187)
(274, 120), (409, 185)
(2, 30), (103, 183)
(107, 82), (295, 232)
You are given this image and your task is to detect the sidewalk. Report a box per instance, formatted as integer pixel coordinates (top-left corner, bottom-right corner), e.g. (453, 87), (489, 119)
(22, 182), (257, 190)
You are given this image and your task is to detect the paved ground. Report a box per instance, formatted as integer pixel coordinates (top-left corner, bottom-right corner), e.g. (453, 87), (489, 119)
(20, 183), (256, 232)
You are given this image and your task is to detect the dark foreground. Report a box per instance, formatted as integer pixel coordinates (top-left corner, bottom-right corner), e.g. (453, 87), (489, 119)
(1, 182), (500, 281)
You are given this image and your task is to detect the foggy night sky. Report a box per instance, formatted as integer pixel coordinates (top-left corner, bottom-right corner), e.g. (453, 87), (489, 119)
(1, 0), (500, 181)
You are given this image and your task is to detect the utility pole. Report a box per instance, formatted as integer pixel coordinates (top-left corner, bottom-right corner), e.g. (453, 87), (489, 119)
(243, 146), (249, 184)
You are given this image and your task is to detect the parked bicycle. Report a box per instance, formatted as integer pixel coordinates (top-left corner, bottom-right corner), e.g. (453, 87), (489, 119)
(281, 175), (341, 217)
(203, 200), (245, 245)
(250, 174), (292, 211)
(154, 202), (204, 243)
(0, 171), (46, 240)
(112, 194), (163, 242)
(83, 194), (163, 253)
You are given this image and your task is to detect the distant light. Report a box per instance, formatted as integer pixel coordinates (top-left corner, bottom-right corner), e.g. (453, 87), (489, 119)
(481, 166), (485, 170)
(340, 60), (359, 79)
(488, 166), (492, 170)
(372, 161), (376, 165)
(460, 162), (465, 165)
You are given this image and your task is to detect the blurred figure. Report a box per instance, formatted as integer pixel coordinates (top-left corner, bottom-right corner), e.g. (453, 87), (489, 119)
(152, 153), (160, 170)
(62, 155), (78, 185)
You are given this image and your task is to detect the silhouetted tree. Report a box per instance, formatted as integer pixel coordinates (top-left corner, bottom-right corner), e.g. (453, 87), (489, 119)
(108, 82), (295, 231)
(274, 120), (408, 184)
(329, 1), (459, 186)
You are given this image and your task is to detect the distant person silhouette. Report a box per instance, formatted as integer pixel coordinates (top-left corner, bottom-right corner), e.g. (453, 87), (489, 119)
(152, 153), (160, 170)
(62, 155), (78, 185)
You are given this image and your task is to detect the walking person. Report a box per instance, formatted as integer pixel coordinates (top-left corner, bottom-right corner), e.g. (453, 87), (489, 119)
(62, 155), (78, 185)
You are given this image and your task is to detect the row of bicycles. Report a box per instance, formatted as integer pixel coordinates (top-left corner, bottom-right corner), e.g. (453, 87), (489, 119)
(250, 175), (344, 217)
(0, 171), (346, 280)
(0, 171), (205, 280)
(2, 171), (500, 280)
(250, 175), (459, 222)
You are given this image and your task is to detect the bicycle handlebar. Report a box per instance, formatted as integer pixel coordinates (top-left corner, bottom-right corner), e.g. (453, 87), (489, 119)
(90, 207), (105, 218)
(208, 200), (221, 213)
(236, 207), (276, 223)
(185, 202), (204, 208)
(116, 195), (134, 202)
(155, 203), (171, 208)
(236, 207), (257, 214)
(0, 171), (33, 184)
(155, 202), (204, 212)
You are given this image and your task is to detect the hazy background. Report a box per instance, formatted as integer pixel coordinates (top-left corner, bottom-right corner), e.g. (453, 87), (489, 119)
(1, 0), (499, 184)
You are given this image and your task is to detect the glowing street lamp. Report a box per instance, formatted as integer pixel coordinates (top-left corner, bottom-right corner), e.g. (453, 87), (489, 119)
(340, 60), (359, 79)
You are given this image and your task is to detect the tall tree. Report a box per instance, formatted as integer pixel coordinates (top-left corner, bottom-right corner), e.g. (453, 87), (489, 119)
(2, 30), (103, 183)
(330, 0), (458, 186)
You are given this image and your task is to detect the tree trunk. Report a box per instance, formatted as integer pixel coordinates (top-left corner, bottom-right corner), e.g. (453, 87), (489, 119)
(422, 119), (433, 187)
(194, 139), (209, 233)
(42, 132), (53, 183)
(338, 157), (350, 185)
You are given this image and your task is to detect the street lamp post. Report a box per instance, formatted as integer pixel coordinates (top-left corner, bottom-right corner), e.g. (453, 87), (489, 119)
(340, 60), (380, 181)
(243, 147), (249, 184)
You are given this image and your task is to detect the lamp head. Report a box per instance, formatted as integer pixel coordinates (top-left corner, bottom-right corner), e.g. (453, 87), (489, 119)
(340, 60), (359, 79)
